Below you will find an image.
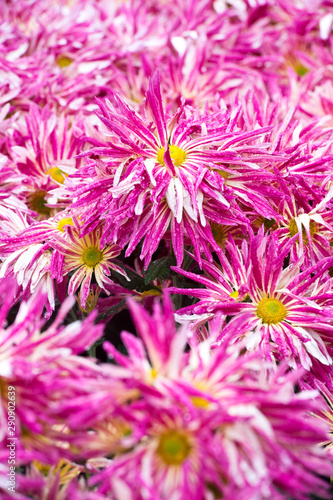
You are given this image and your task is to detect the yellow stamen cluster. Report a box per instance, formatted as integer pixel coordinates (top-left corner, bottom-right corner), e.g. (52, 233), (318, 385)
(285, 53), (308, 77)
(191, 396), (210, 408)
(33, 459), (81, 485)
(141, 289), (162, 298)
(211, 223), (229, 248)
(294, 63), (308, 76)
(77, 286), (101, 314)
(156, 430), (191, 465)
(288, 219), (317, 244)
(57, 55), (73, 68)
(157, 145), (187, 167)
(82, 246), (103, 267)
(217, 169), (228, 179)
(29, 191), (51, 216)
(256, 297), (287, 325)
(48, 167), (67, 184)
(57, 217), (74, 232)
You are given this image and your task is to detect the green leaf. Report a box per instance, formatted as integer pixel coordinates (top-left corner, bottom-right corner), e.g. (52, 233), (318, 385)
(144, 256), (175, 285)
(112, 263), (161, 293)
(113, 266), (148, 292)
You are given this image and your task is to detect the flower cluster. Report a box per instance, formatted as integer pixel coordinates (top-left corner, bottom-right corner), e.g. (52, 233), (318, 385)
(1, 288), (332, 499)
(2, 0), (333, 498)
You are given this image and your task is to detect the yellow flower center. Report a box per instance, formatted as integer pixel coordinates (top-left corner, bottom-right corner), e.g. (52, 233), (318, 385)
(141, 289), (162, 298)
(29, 191), (51, 216)
(77, 286), (101, 314)
(217, 170), (228, 179)
(285, 54), (308, 77)
(32, 460), (51, 475)
(253, 217), (276, 231)
(48, 167), (67, 184)
(288, 219), (317, 244)
(191, 396), (210, 408)
(294, 63), (308, 77)
(157, 145), (187, 167)
(57, 217), (74, 232)
(33, 459), (81, 485)
(57, 55), (73, 68)
(256, 297), (287, 324)
(156, 430), (191, 465)
(82, 247), (103, 267)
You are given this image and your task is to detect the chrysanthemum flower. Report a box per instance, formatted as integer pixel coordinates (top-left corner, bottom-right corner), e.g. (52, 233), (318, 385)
(9, 105), (76, 181)
(0, 155), (32, 214)
(5, 105), (89, 220)
(22, 458), (86, 500)
(50, 219), (128, 308)
(0, 244), (54, 316)
(4, 1), (333, 497)
(300, 78), (333, 126)
(212, 162), (283, 221)
(171, 229), (333, 382)
(0, 208), (78, 314)
(91, 294), (333, 500)
(270, 179), (333, 267)
(0, 279), (127, 496)
(70, 72), (292, 266)
(0, 204), (31, 239)
(161, 29), (267, 112)
(1, 210), (75, 248)
(0, 208), (56, 318)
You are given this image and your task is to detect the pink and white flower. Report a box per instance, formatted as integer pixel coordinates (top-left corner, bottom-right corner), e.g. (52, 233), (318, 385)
(50, 218), (128, 308)
(171, 229), (333, 384)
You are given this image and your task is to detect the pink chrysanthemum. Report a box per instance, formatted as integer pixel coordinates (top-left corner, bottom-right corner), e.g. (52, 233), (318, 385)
(1, 210), (75, 248)
(171, 229), (333, 383)
(4, 105), (91, 221)
(0, 279), (131, 500)
(69, 71), (289, 266)
(0, 279), (104, 460)
(0, 207), (55, 316)
(270, 179), (333, 267)
(90, 295), (333, 500)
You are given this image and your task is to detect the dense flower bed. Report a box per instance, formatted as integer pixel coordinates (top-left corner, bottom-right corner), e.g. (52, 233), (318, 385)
(2, 1), (333, 498)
